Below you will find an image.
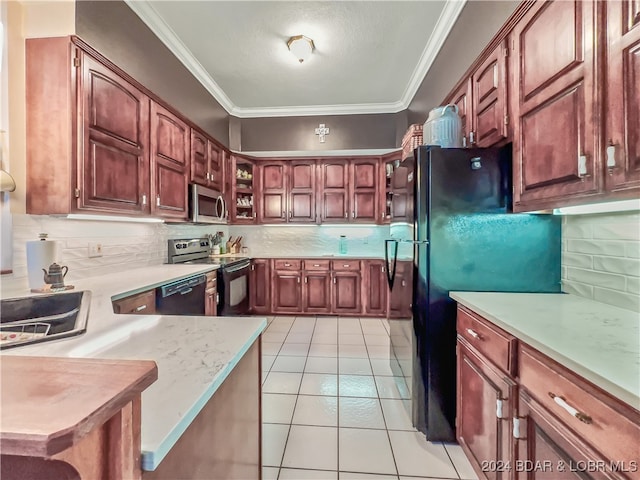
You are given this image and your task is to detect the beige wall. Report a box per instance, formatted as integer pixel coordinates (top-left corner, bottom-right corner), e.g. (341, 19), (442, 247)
(6, 0), (75, 215)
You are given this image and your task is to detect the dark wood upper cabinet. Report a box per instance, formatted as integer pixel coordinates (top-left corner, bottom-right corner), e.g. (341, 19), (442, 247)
(209, 141), (225, 192)
(605, 0), (640, 194)
(471, 39), (509, 148)
(259, 161), (288, 223)
(190, 128), (208, 187)
(351, 158), (379, 222)
(320, 161), (350, 223)
(289, 160), (317, 223)
(447, 79), (473, 148)
(256, 160), (317, 224)
(512, 0), (601, 211)
(80, 53), (151, 215)
(150, 101), (189, 220)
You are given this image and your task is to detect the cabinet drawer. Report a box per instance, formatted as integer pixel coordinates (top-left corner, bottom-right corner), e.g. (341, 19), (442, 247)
(113, 290), (156, 315)
(331, 260), (361, 271)
(456, 306), (516, 376)
(273, 259), (302, 270)
(519, 344), (640, 467)
(303, 260), (330, 271)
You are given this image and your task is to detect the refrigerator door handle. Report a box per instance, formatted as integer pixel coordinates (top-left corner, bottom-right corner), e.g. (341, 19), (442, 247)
(384, 239), (399, 290)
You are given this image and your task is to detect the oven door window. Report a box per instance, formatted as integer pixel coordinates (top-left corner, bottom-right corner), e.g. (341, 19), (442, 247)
(229, 275), (247, 306)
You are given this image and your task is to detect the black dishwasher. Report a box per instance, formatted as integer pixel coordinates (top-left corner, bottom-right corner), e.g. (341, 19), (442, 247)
(156, 275), (206, 315)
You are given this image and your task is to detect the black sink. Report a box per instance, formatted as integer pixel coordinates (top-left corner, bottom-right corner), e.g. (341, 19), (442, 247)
(0, 291), (91, 349)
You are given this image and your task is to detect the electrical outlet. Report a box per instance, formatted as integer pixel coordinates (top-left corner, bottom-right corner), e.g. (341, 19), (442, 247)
(88, 242), (103, 258)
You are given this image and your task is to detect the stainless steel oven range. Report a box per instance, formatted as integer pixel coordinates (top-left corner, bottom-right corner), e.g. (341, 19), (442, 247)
(167, 238), (250, 316)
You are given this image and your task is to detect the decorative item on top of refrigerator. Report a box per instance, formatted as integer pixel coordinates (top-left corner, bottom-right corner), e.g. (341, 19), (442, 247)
(422, 104), (463, 148)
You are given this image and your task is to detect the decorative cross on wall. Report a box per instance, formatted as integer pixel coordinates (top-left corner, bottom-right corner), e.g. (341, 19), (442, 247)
(315, 124), (330, 143)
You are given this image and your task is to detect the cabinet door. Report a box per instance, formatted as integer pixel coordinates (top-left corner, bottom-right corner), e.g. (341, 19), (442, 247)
(515, 391), (617, 480)
(388, 261), (412, 319)
(364, 260), (387, 316)
(605, 0), (640, 193)
(457, 340), (515, 480)
(303, 271), (332, 314)
(512, 0), (600, 211)
(250, 259), (270, 314)
(320, 162), (350, 223)
(260, 162), (288, 223)
(190, 129), (209, 187)
(81, 54), (150, 214)
(209, 141), (225, 192)
(289, 160), (317, 223)
(472, 39), (509, 148)
(273, 271), (302, 313)
(448, 78), (473, 147)
(332, 272), (362, 314)
(150, 102), (189, 219)
(205, 287), (217, 316)
(351, 158), (379, 223)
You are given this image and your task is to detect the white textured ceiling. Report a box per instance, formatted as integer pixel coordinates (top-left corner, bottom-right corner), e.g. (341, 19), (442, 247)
(126, 1), (466, 117)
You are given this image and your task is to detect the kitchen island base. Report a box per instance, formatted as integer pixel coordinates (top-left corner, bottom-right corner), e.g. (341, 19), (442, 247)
(143, 339), (261, 479)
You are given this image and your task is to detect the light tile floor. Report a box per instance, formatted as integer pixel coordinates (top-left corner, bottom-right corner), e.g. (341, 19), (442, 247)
(261, 315), (478, 480)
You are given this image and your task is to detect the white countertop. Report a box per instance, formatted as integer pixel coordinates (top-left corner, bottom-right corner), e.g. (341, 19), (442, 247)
(1, 265), (267, 471)
(450, 292), (640, 409)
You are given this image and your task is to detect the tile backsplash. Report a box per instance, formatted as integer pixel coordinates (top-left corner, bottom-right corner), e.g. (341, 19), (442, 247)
(562, 211), (640, 312)
(229, 225), (389, 257)
(1, 214), (226, 293)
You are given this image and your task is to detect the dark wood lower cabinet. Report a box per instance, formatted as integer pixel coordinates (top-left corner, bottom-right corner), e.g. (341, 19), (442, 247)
(332, 271), (362, 314)
(303, 272), (332, 314)
(250, 259), (270, 314)
(457, 340), (515, 480)
(272, 270), (302, 313)
(364, 260), (387, 316)
(514, 391), (615, 480)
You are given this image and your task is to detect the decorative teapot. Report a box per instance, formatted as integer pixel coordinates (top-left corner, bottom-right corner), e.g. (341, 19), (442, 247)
(43, 263), (69, 289)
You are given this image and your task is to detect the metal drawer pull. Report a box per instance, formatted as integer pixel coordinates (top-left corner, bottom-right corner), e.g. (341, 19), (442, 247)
(343, 264), (350, 267)
(548, 393), (592, 424)
(284, 263), (291, 267)
(313, 264), (320, 267)
(466, 328), (481, 339)
(135, 305), (147, 312)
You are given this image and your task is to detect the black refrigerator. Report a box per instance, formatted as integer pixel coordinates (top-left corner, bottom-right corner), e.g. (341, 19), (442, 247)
(384, 145), (561, 442)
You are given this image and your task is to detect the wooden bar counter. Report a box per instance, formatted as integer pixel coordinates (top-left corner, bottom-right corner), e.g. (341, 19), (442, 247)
(0, 356), (158, 480)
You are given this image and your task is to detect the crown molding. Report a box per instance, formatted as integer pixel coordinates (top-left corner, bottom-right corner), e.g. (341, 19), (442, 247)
(230, 101), (406, 118)
(125, 0), (466, 118)
(399, 0), (467, 109)
(123, 0), (235, 113)
(236, 148), (399, 158)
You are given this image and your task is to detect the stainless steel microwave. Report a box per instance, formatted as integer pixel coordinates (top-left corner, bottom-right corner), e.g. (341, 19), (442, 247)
(189, 184), (228, 224)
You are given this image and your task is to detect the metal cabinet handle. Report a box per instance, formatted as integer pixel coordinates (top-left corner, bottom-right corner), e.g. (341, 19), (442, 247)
(282, 211), (286, 219)
(156, 195), (161, 206)
(606, 142), (617, 174)
(352, 211), (355, 218)
(210, 172), (214, 181)
(548, 393), (592, 424)
(253, 212), (256, 218)
(381, 266), (385, 273)
(206, 172), (210, 180)
(333, 277), (336, 284)
(469, 131), (475, 144)
(577, 154), (590, 179)
(466, 328), (481, 339)
(381, 211), (384, 219)
(304, 277), (308, 283)
(297, 277), (300, 284)
(251, 264), (255, 271)
(313, 264), (320, 267)
(462, 135), (467, 148)
(289, 211), (292, 219)
(344, 212), (348, 219)
(142, 194), (147, 206)
(285, 263), (291, 267)
(343, 264), (350, 267)
(135, 304), (147, 312)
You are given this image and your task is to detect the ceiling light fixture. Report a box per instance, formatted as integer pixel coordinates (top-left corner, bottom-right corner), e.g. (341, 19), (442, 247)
(287, 35), (314, 63)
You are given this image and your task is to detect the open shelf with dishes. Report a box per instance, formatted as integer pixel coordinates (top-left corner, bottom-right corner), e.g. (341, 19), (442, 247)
(231, 156), (257, 223)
